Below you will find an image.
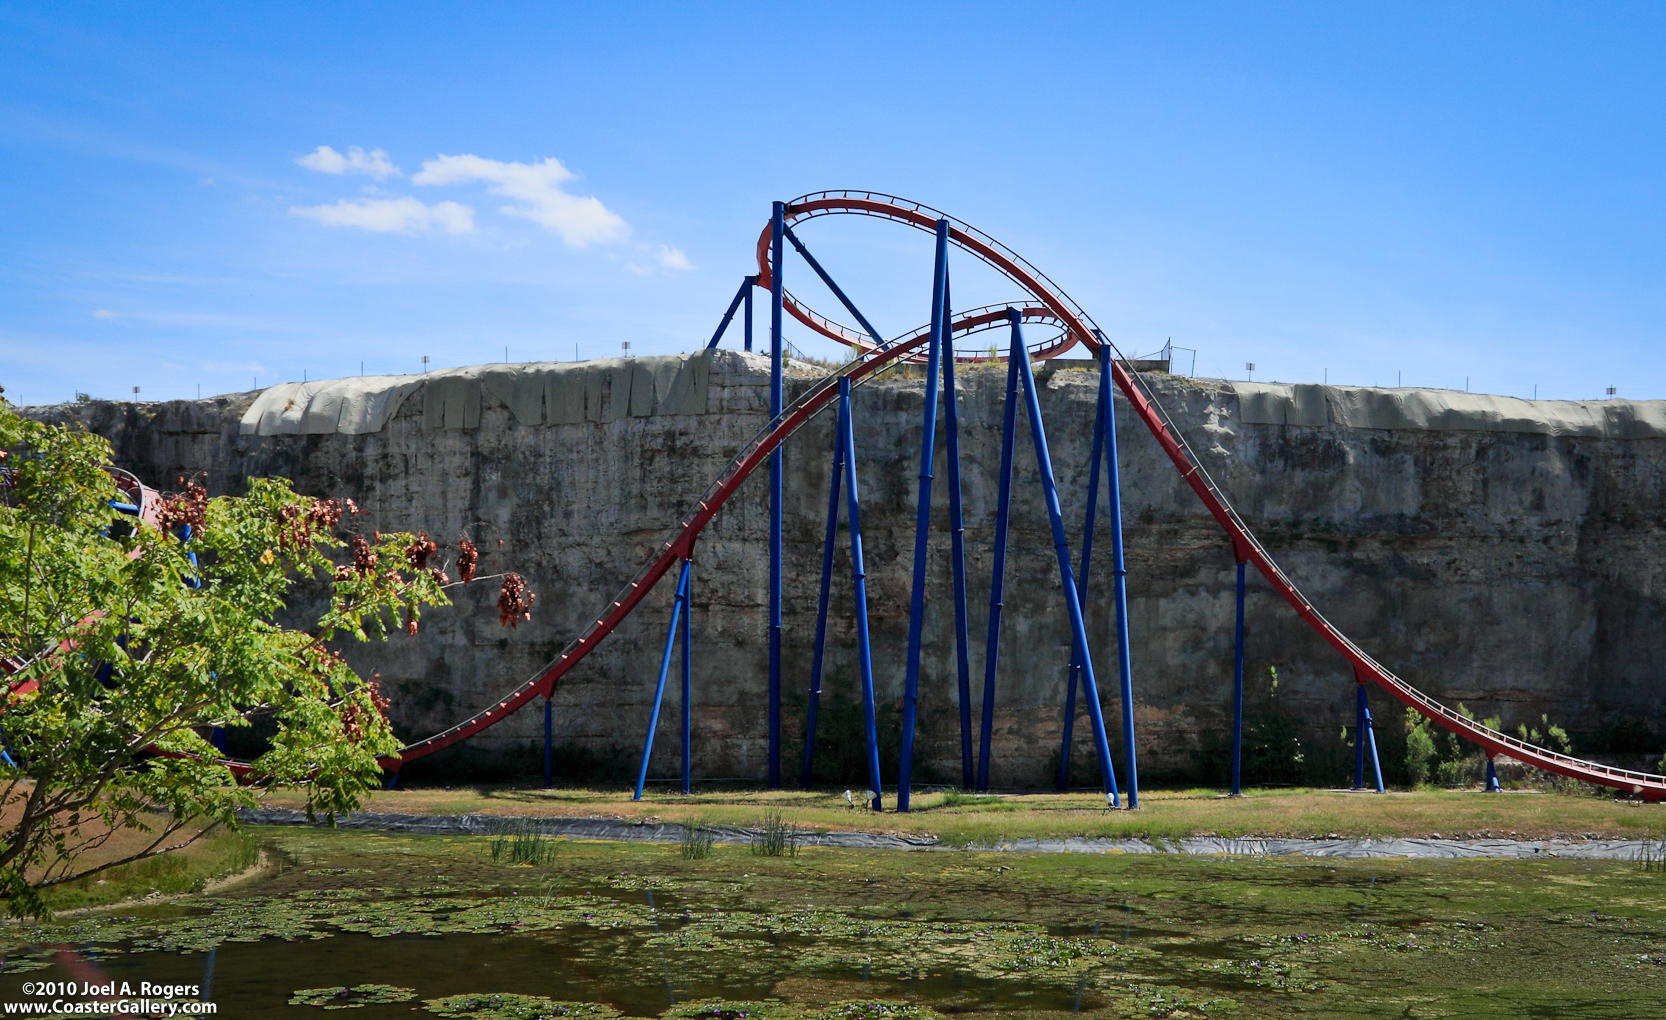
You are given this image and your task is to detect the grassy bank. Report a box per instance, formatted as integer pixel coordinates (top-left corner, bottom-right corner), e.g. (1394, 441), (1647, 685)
(37, 825), (263, 913)
(256, 783), (1666, 842)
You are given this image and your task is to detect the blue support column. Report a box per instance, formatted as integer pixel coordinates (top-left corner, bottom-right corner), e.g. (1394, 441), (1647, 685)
(744, 275), (754, 353)
(634, 560), (692, 801)
(1057, 671), (1081, 790)
(840, 378), (884, 811)
(706, 276), (754, 350)
(898, 220), (949, 813)
(977, 346), (1022, 792)
(1485, 756), (1501, 792)
(1013, 311), (1119, 804)
(940, 274), (975, 790)
(1058, 343), (1110, 791)
(544, 695), (553, 789)
(784, 226), (884, 344)
(768, 201), (785, 788)
(1232, 561), (1247, 797)
(681, 560), (692, 795)
(1100, 340), (1139, 808)
(1365, 699), (1385, 794)
(802, 397), (847, 788)
(1355, 678), (1385, 793)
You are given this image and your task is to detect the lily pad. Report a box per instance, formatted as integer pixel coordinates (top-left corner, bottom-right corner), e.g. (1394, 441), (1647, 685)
(290, 984), (417, 1009)
(811, 1003), (939, 1020)
(423, 994), (620, 1020)
(662, 999), (804, 1020)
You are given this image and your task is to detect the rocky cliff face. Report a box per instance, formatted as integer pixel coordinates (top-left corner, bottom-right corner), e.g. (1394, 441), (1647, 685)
(25, 352), (1666, 786)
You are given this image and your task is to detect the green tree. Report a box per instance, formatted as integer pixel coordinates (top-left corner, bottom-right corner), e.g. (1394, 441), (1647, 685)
(1403, 710), (1437, 788)
(0, 396), (470, 916)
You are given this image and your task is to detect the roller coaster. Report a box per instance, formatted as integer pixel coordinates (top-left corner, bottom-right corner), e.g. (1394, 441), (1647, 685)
(82, 192), (1666, 805)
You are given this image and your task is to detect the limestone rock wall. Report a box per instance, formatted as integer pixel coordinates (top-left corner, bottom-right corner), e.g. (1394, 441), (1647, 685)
(25, 352), (1666, 786)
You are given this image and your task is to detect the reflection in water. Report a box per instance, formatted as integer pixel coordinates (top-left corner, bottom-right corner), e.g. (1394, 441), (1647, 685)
(200, 946), (216, 1002)
(647, 889), (676, 1005)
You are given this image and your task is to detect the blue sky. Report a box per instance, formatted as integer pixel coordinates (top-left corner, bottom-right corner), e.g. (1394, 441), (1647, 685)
(2, 2), (1662, 405)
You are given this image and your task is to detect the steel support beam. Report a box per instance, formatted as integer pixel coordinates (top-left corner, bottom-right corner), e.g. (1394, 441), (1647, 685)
(680, 559), (692, 796)
(783, 225), (884, 344)
(706, 276), (754, 350)
(634, 559), (691, 801)
(840, 378), (883, 811)
(1356, 680), (1385, 793)
(977, 343), (1021, 792)
(1100, 340), (1139, 808)
(941, 274), (974, 790)
(744, 275), (754, 352)
(768, 202), (784, 788)
(898, 220), (948, 812)
(1232, 560), (1246, 797)
(1058, 342), (1109, 791)
(1013, 310), (1118, 803)
(801, 395), (847, 789)
(544, 695), (553, 789)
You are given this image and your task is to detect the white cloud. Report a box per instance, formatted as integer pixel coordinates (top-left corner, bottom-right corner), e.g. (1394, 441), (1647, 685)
(289, 197), (476, 235)
(657, 245), (693, 271)
(92, 308), (116, 319)
(297, 145), (401, 180)
(412, 154), (628, 247)
(427, 201), (475, 234)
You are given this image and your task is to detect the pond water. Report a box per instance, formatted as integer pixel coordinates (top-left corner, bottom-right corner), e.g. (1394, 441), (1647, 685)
(4, 828), (1666, 1019)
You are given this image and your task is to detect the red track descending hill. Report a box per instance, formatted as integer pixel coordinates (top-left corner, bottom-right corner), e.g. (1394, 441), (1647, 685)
(373, 192), (1666, 799)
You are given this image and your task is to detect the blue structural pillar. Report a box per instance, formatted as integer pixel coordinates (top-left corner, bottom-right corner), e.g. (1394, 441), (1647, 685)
(1231, 560), (1246, 796)
(898, 220), (949, 813)
(1485, 756), (1501, 792)
(839, 377), (884, 811)
(1058, 342), (1110, 791)
(1013, 312), (1119, 803)
(744, 275), (754, 352)
(977, 347), (1022, 791)
(1354, 679), (1385, 793)
(706, 276), (754, 351)
(1100, 340), (1139, 807)
(802, 395), (848, 788)
(940, 274), (975, 790)
(634, 560), (692, 801)
(680, 560), (693, 795)
(767, 201), (785, 788)
(543, 695), (553, 788)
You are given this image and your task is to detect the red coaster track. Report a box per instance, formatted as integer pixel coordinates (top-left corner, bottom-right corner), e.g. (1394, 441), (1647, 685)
(384, 191), (1666, 800)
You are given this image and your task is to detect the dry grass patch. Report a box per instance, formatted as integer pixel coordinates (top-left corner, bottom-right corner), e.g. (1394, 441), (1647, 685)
(253, 784), (1666, 842)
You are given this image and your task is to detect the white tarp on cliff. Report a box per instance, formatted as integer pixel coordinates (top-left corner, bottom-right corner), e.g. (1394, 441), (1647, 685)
(239, 352), (714, 437)
(1234, 382), (1666, 439)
